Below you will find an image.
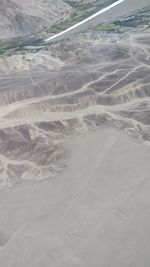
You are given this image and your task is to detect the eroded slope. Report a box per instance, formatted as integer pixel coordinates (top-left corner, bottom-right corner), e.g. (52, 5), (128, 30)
(0, 33), (149, 188)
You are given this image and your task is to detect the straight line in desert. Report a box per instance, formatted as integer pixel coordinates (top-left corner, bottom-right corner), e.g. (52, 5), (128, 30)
(45, 0), (125, 43)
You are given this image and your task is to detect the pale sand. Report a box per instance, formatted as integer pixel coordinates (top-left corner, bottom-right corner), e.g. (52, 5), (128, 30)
(0, 126), (150, 266)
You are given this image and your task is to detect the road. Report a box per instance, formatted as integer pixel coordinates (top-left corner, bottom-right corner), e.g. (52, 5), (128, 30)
(45, 0), (150, 43)
(45, 0), (125, 42)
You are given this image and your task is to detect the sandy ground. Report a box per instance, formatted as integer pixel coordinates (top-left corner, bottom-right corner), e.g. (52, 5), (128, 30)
(46, 0), (150, 42)
(0, 30), (149, 266)
(0, 34), (149, 187)
(0, 126), (150, 266)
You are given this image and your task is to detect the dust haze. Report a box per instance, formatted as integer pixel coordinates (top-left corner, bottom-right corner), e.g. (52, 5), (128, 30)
(0, 0), (150, 266)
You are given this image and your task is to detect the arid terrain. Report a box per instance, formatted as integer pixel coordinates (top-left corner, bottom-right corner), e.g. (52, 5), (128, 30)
(0, 0), (71, 39)
(0, 32), (150, 188)
(0, 0), (150, 266)
(0, 0), (117, 39)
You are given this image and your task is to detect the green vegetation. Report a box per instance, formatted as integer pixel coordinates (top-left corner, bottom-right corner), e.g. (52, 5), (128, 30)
(47, 0), (118, 33)
(95, 22), (118, 32)
(0, 36), (44, 55)
(1, 3), (149, 56)
(114, 9), (150, 28)
(64, 0), (77, 8)
(95, 8), (150, 33)
(47, 1), (150, 35)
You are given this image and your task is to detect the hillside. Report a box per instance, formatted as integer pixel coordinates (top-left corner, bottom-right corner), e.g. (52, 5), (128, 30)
(0, 0), (120, 40)
(0, 0), (71, 39)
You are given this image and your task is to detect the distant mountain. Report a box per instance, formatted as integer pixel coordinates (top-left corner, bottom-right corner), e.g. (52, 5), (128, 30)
(0, 0), (71, 39)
